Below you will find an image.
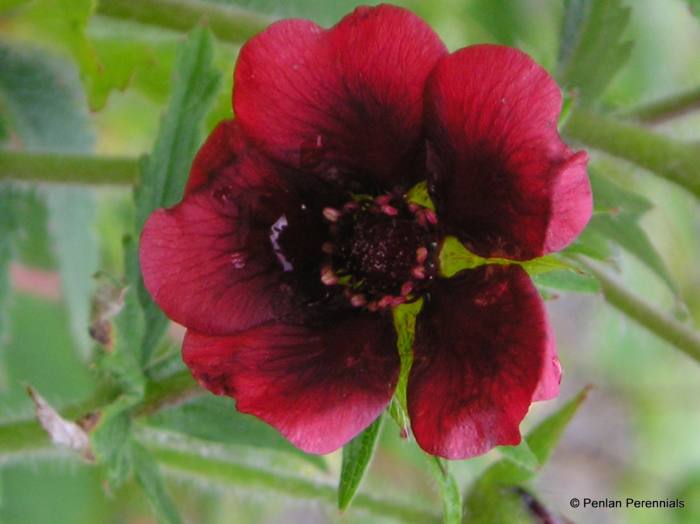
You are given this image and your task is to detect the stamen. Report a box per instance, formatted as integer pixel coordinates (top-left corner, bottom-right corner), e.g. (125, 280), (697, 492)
(320, 266), (339, 286)
(381, 205), (398, 216)
(378, 295), (394, 309)
(400, 281), (414, 296)
(411, 266), (426, 280)
(322, 207), (342, 222)
(350, 294), (367, 307)
(321, 242), (335, 254)
(416, 247), (428, 264)
(375, 195), (392, 206)
(367, 301), (379, 312)
(424, 209), (438, 225)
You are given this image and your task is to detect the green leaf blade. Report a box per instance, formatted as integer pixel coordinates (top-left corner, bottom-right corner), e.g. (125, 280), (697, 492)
(132, 442), (184, 524)
(558, 0), (633, 104)
(338, 414), (384, 511)
(131, 26), (221, 365)
(465, 388), (589, 523)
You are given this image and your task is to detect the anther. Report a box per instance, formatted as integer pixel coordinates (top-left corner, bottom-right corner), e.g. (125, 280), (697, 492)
(400, 281), (414, 297)
(411, 266), (426, 280)
(367, 301), (379, 312)
(391, 296), (406, 306)
(378, 295), (394, 309)
(381, 205), (398, 216)
(321, 266), (339, 286)
(322, 207), (342, 222)
(343, 201), (359, 212)
(416, 247), (428, 264)
(375, 195), (392, 206)
(424, 209), (438, 225)
(321, 242), (335, 254)
(350, 294), (367, 307)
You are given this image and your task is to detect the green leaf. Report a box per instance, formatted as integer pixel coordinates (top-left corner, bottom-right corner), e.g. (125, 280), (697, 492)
(686, 0), (700, 19)
(91, 401), (135, 487)
(7, 0), (106, 108)
(428, 457), (462, 524)
(671, 472), (700, 523)
(521, 255), (575, 276)
(589, 170), (652, 217)
(480, 387), (589, 488)
(0, 185), (26, 343)
(440, 237), (591, 292)
(498, 440), (540, 472)
(133, 27), (220, 228)
(0, 43), (93, 151)
(586, 170), (676, 294)
(406, 180), (435, 211)
(91, 262), (146, 487)
(132, 27), (221, 365)
(390, 300), (422, 433)
(132, 442), (184, 524)
(532, 268), (600, 294)
(558, 0), (633, 104)
(526, 387), (590, 466)
(0, 42), (99, 358)
(465, 389), (589, 523)
(439, 237), (490, 278)
(338, 413), (383, 511)
(45, 188), (98, 358)
(146, 396), (325, 469)
(563, 226), (612, 260)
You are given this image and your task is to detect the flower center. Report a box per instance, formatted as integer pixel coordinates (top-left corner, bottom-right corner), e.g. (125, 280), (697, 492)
(319, 194), (439, 310)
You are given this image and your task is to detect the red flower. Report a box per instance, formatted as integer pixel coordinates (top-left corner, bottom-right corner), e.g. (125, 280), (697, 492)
(139, 5), (591, 459)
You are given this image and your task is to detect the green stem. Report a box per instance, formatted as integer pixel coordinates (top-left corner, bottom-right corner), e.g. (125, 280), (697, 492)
(149, 445), (439, 523)
(0, 150), (138, 185)
(576, 257), (700, 363)
(622, 86), (700, 124)
(564, 107), (700, 198)
(96, 0), (275, 44)
(0, 371), (199, 459)
(0, 371), (436, 523)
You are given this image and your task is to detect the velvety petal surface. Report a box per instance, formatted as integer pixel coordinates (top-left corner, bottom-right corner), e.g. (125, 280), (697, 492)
(425, 45), (592, 260)
(408, 265), (549, 459)
(532, 323), (561, 401)
(234, 5), (447, 190)
(183, 313), (399, 454)
(140, 146), (330, 335)
(185, 119), (244, 194)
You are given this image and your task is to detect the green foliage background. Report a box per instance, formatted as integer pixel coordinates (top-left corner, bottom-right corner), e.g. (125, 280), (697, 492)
(1, 1), (700, 523)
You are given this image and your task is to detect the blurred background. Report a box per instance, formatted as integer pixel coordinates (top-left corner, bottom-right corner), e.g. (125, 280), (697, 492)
(1, 1), (699, 523)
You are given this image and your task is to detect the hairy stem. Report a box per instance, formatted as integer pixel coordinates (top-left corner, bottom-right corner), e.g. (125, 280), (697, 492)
(0, 150), (138, 185)
(576, 257), (700, 363)
(0, 371), (199, 458)
(623, 86), (700, 124)
(96, 0), (275, 44)
(564, 107), (700, 198)
(150, 445), (439, 523)
(0, 371), (437, 523)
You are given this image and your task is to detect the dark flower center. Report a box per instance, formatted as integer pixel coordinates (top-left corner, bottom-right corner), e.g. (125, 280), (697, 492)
(319, 194), (439, 310)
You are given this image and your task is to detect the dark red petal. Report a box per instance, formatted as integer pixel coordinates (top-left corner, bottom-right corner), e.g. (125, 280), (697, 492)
(139, 150), (328, 335)
(234, 5), (447, 189)
(532, 323), (561, 401)
(183, 313), (399, 454)
(425, 45), (592, 260)
(408, 265), (549, 459)
(185, 119), (245, 194)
